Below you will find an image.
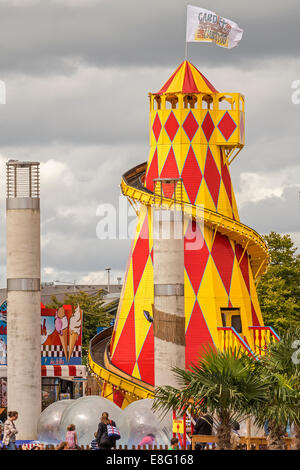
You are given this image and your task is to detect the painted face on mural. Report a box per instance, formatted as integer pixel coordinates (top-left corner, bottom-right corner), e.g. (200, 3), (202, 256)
(57, 307), (65, 319)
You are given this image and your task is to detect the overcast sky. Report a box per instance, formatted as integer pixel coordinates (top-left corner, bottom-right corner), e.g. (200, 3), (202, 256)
(0, 0), (299, 288)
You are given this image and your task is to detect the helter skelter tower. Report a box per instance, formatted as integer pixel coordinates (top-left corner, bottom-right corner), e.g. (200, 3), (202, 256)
(91, 61), (279, 407)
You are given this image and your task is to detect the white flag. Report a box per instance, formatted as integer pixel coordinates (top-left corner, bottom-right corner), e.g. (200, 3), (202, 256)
(186, 5), (243, 49)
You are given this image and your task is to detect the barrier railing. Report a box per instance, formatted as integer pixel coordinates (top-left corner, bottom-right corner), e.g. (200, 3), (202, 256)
(217, 327), (256, 359)
(249, 326), (280, 356)
(191, 435), (293, 450)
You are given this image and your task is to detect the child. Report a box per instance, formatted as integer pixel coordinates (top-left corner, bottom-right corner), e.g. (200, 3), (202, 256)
(169, 437), (179, 450)
(230, 421), (241, 450)
(90, 432), (99, 450)
(66, 424), (78, 450)
(138, 433), (156, 448)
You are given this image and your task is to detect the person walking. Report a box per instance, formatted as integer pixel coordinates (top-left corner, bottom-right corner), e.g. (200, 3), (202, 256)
(193, 412), (213, 435)
(90, 432), (99, 450)
(169, 437), (179, 450)
(193, 411), (213, 450)
(96, 412), (117, 450)
(65, 424), (78, 450)
(230, 421), (241, 450)
(3, 411), (19, 450)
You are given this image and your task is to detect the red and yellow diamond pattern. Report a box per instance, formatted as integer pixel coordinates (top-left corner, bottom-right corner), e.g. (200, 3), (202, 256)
(110, 61), (263, 387)
(148, 107), (239, 220)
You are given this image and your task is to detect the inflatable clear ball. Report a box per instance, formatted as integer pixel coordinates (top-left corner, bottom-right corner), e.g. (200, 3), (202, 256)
(120, 398), (172, 448)
(37, 399), (74, 444)
(59, 395), (126, 446)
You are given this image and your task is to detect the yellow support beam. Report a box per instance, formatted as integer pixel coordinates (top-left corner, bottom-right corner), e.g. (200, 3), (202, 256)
(238, 241), (250, 265)
(120, 168), (269, 279)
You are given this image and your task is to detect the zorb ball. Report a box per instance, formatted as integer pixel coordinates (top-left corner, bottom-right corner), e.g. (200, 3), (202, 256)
(120, 399), (172, 448)
(59, 395), (126, 446)
(37, 399), (74, 445)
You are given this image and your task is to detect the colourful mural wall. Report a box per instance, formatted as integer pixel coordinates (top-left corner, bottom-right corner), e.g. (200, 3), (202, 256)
(0, 302), (83, 366)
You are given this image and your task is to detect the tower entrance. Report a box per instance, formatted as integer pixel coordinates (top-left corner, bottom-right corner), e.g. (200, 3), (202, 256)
(221, 308), (242, 334)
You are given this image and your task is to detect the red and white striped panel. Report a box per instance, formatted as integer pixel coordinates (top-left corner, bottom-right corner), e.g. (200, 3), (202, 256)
(22, 443), (43, 450)
(41, 365), (86, 378)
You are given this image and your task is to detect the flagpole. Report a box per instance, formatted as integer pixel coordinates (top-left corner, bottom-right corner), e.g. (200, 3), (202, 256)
(185, 4), (188, 61)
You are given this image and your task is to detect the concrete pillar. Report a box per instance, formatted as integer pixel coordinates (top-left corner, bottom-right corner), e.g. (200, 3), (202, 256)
(153, 207), (185, 387)
(6, 161), (41, 440)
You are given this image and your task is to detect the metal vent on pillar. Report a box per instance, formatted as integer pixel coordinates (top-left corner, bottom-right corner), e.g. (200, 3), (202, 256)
(6, 160), (40, 209)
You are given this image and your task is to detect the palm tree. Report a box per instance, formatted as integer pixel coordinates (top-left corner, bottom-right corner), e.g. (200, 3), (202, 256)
(252, 326), (300, 450)
(153, 347), (268, 450)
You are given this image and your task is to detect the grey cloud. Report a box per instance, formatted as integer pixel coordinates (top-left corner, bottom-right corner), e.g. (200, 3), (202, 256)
(239, 186), (300, 234)
(0, 68), (156, 146)
(0, 0), (299, 286)
(0, 58), (299, 154)
(0, 0), (299, 76)
(0, 143), (142, 286)
(42, 232), (132, 275)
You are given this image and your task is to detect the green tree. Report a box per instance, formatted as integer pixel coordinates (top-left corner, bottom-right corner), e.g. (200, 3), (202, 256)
(153, 343), (299, 450)
(252, 325), (300, 450)
(46, 290), (111, 363)
(45, 295), (63, 310)
(257, 232), (300, 334)
(153, 347), (268, 450)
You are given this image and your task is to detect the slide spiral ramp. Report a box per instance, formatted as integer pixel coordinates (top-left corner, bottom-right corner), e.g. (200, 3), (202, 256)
(89, 61), (277, 407)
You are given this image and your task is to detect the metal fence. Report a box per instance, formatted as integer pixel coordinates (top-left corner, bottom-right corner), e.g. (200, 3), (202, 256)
(0, 436), (295, 450)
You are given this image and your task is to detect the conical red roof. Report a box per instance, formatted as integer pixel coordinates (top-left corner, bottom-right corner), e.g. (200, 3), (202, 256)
(155, 61), (218, 95)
